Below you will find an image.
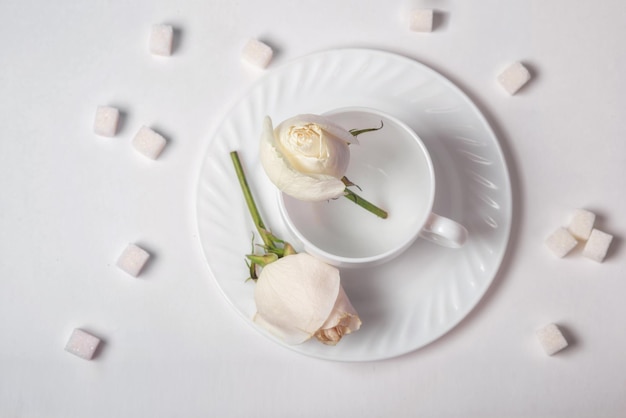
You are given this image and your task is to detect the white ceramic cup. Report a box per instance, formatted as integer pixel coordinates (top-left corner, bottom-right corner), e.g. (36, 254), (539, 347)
(277, 107), (467, 268)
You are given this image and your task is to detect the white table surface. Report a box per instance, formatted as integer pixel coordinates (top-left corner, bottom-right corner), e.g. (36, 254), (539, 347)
(1, 1), (625, 417)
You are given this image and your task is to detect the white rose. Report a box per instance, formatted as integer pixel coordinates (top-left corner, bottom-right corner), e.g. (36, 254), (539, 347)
(253, 253), (362, 345)
(259, 114), (358, 201)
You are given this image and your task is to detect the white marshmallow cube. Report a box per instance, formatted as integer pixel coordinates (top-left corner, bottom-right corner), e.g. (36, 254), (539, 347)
(583, 229), (613, 262)
(65, 328), (101, 360)
(93, 106), (120, 137)
(568, 209), (596, 240)
(132, 126), (167, 160)
(536, 323), (568, 356)
(497, 61), (531, 95)
(241, 39), (273, 69)
(545, 227), (578, 258)
(117, 243), (150, 277)
(149, 24), (174, 56)
(409, 9), (434, 32)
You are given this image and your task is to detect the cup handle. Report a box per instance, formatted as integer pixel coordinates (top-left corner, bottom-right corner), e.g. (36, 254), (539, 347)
(419, 213), (468, 248)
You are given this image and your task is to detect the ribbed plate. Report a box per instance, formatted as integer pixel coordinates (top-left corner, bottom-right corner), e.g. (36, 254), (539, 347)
(196, 49), (512, 361)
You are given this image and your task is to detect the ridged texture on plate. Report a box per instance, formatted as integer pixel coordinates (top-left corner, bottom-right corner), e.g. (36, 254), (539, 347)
(196, 49), (512, 362)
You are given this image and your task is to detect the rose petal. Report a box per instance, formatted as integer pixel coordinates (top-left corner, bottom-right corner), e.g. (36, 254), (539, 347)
(314, 286), (362, 345)
(280, 114), (359, 145)
(274, 117), (351, 178)
(259, 116), (346, 201)
(253, 253), (341, 345)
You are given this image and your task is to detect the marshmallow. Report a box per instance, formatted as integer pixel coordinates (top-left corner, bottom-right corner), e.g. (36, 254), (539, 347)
(117, 243), (150, 277)
(409, 9), (434, 32)
(568, 209), (596, 240)
(241, 39), (273, 69)
(149, 24), (174, 56)
(65, 328), (101, 360)
(497, 61), (531, 95)
(132, 126), (167, 160)
(93, 106), (120, 137)
(536, 323), (569, 356)
(583, 229), (613, 262)
(545, 227), (578, 258)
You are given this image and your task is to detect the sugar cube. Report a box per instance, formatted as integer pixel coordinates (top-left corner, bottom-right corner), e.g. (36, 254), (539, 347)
(117, 243), (150, 277)
(132, 126), (167, 160)
(545, 227), (578, 258)
(536, 323), (568, 356)
(568, 209), (596, 240)
(582, 229), (613, 262)
(93, 106), (120, 137)
(149, 24), (174, 56)
(65, 328), (101, 360)
(409, 9), (434, 32)
(241, 39), (273, 69)
(497, 61), (531, 95)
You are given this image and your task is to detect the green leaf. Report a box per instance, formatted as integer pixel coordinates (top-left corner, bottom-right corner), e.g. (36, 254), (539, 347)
(349, 120), (384, 137)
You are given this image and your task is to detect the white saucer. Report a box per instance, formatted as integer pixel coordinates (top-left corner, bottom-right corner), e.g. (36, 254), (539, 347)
(195, 48), (512, 362)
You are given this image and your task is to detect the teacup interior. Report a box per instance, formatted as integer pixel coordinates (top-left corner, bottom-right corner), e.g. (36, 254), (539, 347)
(280, 108), (434, 260)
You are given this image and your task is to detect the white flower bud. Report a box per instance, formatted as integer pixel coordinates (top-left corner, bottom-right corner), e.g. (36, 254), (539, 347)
(259, 115), (356, 201)
(253, 253), (361, 345)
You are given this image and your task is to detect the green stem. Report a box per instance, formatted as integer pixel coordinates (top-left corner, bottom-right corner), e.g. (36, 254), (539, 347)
(345, 122), (388, 218)
(230, 151), (273, 247)
(343, 188), (388, 219)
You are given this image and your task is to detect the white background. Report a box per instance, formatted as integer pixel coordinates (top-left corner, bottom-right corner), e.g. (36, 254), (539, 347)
(1, 0), (625, 417)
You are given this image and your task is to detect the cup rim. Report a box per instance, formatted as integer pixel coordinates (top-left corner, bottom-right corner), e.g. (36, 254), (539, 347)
(277, 107), (436, 268)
